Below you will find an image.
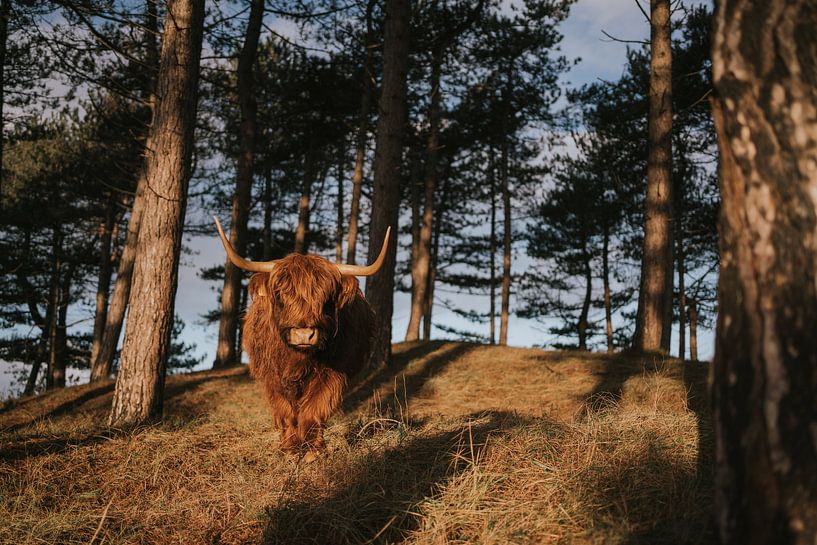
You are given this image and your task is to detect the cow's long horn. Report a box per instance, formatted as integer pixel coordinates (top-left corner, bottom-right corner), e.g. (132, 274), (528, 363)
(214, 216), (278, 272)
(336, 226), (391, 277)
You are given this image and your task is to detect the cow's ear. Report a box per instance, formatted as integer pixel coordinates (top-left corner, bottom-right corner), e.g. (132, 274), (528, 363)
(337, 276), (360, 308)
(248, 273), (269, 300)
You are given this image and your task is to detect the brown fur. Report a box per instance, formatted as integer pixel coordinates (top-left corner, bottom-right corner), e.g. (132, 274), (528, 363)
(242, 254), (373, 455)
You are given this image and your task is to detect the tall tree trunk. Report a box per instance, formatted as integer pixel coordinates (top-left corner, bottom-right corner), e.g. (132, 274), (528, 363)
(499, 64), (513, 346)
(603, 224), (614, 353)
(406, 46), (442, 342)
(51, 264), (74, 389)
(335, 143), (345, 263)
(45, 226), (62, 391)
(677, 221), (686, 360)
(423, 165), (451, 341)
(365, 0), (410, 367)
(489, 148), (497, 345)
(215, 0), (264, 368)
(294, 143), (318, 254)
(262, 169), (273, 260)
(408, 147), (422, 327)
(347, 0), (377, 265)
(688, 297), (698, 361)
(90, 0), (160, 382)
(108, 0), (204, 428)
(0, 0), (8, 206)
(90, 197), (116, 368)
(577, 250), (592, 351)
(711, 3), (817, 542)
(634, 0), (674, 353)
(23, 336), (47, 396)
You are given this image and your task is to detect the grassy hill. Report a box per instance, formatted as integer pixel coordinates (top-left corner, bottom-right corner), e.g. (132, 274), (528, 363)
(0, 342), (714, 544)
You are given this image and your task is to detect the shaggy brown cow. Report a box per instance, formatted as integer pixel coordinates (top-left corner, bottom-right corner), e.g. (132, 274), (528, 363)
(214, 217), (389, 461)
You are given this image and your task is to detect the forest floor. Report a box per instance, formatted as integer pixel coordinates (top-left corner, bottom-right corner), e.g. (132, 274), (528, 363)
(0, 342), (714, 545)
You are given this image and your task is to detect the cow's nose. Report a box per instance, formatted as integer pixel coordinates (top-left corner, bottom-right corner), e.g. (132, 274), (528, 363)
(290, 327), (319, 346)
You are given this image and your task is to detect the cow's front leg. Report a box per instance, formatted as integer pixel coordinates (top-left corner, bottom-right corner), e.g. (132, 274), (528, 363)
(267, 392), (298, 452)
(296, 368), (346, 461)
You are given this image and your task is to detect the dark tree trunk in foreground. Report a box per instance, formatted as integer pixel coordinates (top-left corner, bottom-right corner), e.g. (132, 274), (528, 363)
(711, 2), (817, 543)
(603, 224), (614, 353)
(365, 0), (409, 367)
(688, 297), (698, 361)
(214, 0), (264, 368)
(346, 0), (377, 265)
(108, 0), (204, 428)
(90, 0), (160, 382)
(406, 46), (442, 341)
(90, 198), (116, 368)
(634, 0), (674, 353)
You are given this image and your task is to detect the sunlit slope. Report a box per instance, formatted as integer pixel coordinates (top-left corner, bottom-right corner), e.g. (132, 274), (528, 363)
(0, 342), (714, 545)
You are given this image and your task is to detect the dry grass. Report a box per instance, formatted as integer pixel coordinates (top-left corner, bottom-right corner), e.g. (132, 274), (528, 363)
(0, 342), (713, 544)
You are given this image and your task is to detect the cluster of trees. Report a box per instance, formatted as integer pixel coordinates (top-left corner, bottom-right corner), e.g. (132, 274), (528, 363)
(2, 0), (817, 540)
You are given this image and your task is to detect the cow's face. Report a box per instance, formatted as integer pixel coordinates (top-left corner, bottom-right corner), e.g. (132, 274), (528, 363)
(250, 255), (343, 352)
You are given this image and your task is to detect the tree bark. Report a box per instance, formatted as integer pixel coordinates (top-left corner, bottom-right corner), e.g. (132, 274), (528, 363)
(262, 169), (273, 260)
(45, 226), (62, 391)
(90, 0), (160, 382)
(634, 0), (674, 353)
(489, 148), (497, 345)
(0, 0), (8, 206)
(406, 46), (442, 342)
(50, 263), (74, 389)
(603, 223), (614, 353)
(346, 0), (377, 265)
(294, 143), (318, 254)
(108, 0), (204, 428)
(688, 297), (698, 361)
(423, 165), (451, 341)
(677, 219), (686, 360)
(214, 0), (264, 368)
(577, 251), (592, 351)
(365, 0), (410, 367)
(711, 2), (817, 542)
(90, 197), (116, 368)
(335, 142), (345, 263)
(499, 64), (513, 346)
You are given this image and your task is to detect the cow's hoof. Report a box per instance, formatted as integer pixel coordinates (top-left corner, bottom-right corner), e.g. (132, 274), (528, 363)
(302, 449), (323, 464)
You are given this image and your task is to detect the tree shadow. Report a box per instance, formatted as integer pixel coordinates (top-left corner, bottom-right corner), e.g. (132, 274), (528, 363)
(582, 353), (655, 412)
(260, 410), (536, 545)
(343, 342), (477, 414)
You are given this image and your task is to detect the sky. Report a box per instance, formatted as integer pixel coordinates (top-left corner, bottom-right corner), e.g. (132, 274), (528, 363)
(0, 0), (716, 399)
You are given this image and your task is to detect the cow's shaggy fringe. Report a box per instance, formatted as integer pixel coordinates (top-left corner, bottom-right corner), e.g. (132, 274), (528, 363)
(0, 343), (713, 544)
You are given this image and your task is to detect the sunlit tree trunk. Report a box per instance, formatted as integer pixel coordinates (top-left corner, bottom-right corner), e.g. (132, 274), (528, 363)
(90, 0), (160, 382)
(406, 46), (442, 342)
(711, 2), (817, 542)
(108, 0), (204, 428)
(346, 0), (377, 265)
(365, 0), (409, 367)
(634, 0), (674, 353)
(499, 64), (513, 346)
(423, 166), (451, 341)
(215, 0), (264, 368)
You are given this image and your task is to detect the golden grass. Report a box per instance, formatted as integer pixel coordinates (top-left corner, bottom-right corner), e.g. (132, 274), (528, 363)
(0, 343), (713, 544)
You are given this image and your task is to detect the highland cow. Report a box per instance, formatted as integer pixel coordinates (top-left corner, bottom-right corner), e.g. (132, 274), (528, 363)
(214, 217), (389, 461)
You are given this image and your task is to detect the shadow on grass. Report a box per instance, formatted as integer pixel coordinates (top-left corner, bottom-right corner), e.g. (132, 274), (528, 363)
(582, 353), (648, 412)
(260, 410), (532, 545)
(343, 342), (476, 414)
